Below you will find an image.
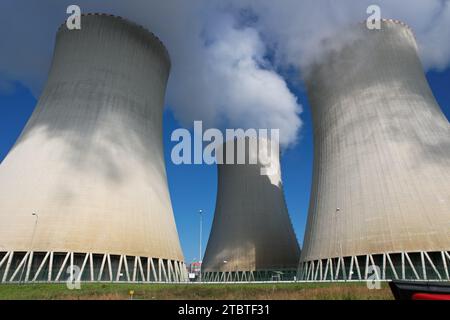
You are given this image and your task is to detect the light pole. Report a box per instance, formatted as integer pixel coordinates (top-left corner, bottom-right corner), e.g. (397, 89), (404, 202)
(20, 212), (39, 283)
(198, 209), (205, 281)
(223, 260), (228, 283)
(335, 208), (345, 281)
(31, 212), (39, 250)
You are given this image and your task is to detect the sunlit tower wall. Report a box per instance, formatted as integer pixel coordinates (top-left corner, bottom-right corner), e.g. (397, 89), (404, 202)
(300, 20), (450, 281)
(0, 14), (187, 283)
(202, 137), (301, 282)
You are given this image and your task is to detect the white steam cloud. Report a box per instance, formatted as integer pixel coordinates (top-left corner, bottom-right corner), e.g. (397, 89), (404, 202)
(235, 0), (450, 71)
(0, 0), (449, 147)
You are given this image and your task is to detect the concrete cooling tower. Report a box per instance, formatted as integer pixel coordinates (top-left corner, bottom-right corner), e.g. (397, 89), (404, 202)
(202, 137), (300, 282)
(0, 14), (186, 283)
(300, 20), (450, 281)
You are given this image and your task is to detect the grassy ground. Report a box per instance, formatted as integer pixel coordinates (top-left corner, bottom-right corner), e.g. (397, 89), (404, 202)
(0, 282), (393, 300)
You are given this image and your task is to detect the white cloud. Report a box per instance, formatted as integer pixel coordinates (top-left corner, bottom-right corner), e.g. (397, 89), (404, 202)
(234, 0), (450, 71)
(168, 13), (301, 146)
(0, 0), (449, 147)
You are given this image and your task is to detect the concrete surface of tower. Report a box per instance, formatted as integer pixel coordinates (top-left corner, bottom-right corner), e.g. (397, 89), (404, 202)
(0, 14), (186, 283)
(202, 137), (301, 281)
(300, 20), (450, 281)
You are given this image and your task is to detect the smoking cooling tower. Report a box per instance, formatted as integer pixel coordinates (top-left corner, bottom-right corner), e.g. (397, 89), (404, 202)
(0, 14), (186, 283)
(202, 137), (300, 282)
(300, 20), (450, 281)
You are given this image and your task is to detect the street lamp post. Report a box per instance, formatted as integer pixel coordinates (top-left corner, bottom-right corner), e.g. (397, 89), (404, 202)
(198, 209), (205, 282)
(335, 208), (345, 281)
(222, 260), (228, 283)
(31, 212), (39, 250)
(20, 212), (39, 283)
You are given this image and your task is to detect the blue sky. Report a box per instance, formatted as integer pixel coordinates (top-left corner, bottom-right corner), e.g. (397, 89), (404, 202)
(1, 69), (449, 264)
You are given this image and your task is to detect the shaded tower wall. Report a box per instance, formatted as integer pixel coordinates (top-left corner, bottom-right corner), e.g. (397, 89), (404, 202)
(202, 137), (300, 279)
(0, 14), (186, 282)
(300, 20), (450, 280)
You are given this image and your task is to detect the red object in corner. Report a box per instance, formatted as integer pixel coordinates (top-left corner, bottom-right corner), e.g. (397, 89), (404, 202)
(412, 293), (450, 300)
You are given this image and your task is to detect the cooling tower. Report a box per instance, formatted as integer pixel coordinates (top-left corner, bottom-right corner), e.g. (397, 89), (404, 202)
(0, 14), (186, 283)
(202, 137), (300, 282)
(300, 20), (450, 281)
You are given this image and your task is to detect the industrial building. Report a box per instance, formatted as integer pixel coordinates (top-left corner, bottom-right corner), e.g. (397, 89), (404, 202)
(300, 20), (450, 281)
(202, 137), (301, 281)
(0, 14), (186, 283)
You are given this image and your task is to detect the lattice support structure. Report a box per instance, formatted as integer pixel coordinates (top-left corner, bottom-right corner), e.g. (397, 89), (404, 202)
(0, 251), (188, 283)
(298, 251), (450, 281)
(202, 269), (298, 282)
